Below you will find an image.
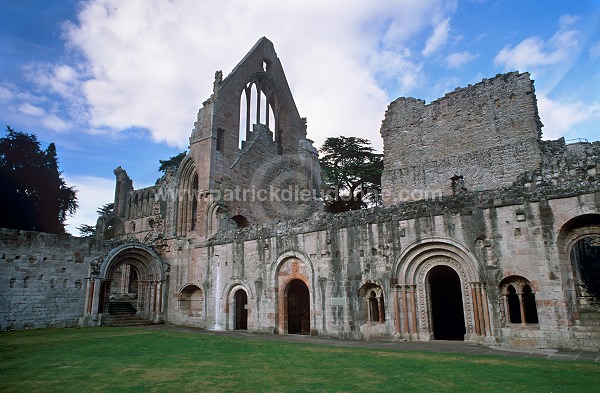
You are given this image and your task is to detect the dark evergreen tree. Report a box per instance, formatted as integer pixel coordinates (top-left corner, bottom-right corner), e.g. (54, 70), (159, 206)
(159, 151), (187, 173)
(319, 136), (383, 213)
(76, 224), (96, 237)
(96, 202), (114, 217)
(0, 126), (77, 233)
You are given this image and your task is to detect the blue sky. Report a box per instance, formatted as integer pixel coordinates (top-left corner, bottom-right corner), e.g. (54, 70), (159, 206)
(1, 0), (599, 234)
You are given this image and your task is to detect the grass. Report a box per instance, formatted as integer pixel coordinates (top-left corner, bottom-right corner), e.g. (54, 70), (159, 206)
(0, 327), (598, 392)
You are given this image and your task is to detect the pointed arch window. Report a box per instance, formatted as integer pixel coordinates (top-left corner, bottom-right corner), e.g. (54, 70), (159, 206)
(190, 174), (198, 231)
(238, 77), (281, 152)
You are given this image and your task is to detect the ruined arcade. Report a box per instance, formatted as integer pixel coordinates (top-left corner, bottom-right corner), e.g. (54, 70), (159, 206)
(1, 38), (599, 351)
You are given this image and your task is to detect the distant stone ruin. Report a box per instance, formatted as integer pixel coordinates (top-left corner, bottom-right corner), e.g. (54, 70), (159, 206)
(1, 38), (599, 351)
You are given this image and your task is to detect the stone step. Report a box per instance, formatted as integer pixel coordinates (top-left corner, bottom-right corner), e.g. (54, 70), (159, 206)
(108, 301), (137, 316)
(102, 315), (154, 327)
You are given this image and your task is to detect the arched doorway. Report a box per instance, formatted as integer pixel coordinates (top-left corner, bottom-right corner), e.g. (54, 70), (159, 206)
(571, 236), (600, 302)
(234, 289), (248, 330)
(428, 265), (466, 340)
(107, 262), (140, 316)
(286, 279), (310, 334)
(92, 244), (164, 324)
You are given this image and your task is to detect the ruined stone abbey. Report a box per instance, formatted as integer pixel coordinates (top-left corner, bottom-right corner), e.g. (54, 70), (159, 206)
(2, 38), (599, 351)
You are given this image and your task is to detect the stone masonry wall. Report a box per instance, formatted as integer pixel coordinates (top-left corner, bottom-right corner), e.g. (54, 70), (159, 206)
(0, 230), (110, 330)
(162, 181), (600, 350)
(381, 72), (543, 204)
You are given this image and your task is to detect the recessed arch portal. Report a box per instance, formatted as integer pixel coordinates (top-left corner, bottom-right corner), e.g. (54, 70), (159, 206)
(273, 253), (315, 335)
(393, 238), (489, 341)
(557, 213), (600, 320)
(95, 244), (165, 323)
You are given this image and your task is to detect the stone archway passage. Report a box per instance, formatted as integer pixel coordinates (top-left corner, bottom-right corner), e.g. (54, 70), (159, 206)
(428, 265), (466, 340)
(571, 236), (600, 301)
(287, 280), (310, 335)
(234, 289), (248, 330)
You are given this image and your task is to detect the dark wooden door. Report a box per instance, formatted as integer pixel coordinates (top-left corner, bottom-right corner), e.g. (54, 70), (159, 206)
(234, 289), (248, 330)
(287, 280), (310, 334)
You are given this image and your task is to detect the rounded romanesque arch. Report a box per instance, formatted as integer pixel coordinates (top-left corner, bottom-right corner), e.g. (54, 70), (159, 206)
(92, 243), (166, 324)
(271, 251), (315, 335)
(498, 276), (539, 325)
(392, 238), (490, 342)
(222, 281), (254, 331)
(179, 284), (204, 318)
(557, 214), (600, 321)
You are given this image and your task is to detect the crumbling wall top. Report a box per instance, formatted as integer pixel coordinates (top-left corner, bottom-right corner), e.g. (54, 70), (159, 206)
(380, 72), (544, 204)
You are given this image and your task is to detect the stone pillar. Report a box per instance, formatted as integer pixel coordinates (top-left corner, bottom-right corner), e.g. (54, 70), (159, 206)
(157, 282), (163, 314)
(518, 291), (526, 326)
(481, 285), (491, 336)
(408, 285), (418, 340)
(471, 283), (481, 335)
(392, 286), (401, 336)
(401, 286), (409, 337)
(502, 295), (509, 325)
(84, 278), (95, 315)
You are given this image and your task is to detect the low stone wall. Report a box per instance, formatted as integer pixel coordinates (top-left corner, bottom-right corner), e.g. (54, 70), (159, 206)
(0, 230), (109, 330)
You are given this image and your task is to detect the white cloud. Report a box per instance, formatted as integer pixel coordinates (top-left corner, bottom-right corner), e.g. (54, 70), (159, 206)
(18, 103), (45, 117)
(494, 14), (579, 71)
(446, 51), (477, 68)
(64, 175), (115, 236)
(537, 93), (600, 140)
(41, 0), (455, 150)
(0, 85), (14, 102)
(422, 19), (450, 56)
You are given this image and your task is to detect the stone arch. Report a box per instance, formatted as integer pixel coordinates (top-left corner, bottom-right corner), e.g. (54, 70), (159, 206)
(205, 200), (223, 236)
(94, 243), (165, 323)
(223, 282), (253, 331)
(358, 282), (385, 324)
(393, 238), (490, 341)
(271, 251), (315, 335)
(499, 276), (539, 325)
(557, 213), (600, 319)
(231, 215), (249, 228)
(179, 284), (204, 317)
(239, 73), (288, 153)
(175, 155), (197, 237)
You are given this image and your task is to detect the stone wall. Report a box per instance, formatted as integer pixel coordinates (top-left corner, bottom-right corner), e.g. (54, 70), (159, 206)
(380, 72), (543, 204)
(0, 230), (110, 330)
(163, 180), (600, 350)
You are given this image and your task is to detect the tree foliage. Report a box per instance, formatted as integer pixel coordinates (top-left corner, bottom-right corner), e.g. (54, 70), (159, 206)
(0, 126), (78, 234)
(159, 151), (187, 173)
(319, 136), (383, 213)
(76, 224), (96, 237)
(97, 202), (114, 217)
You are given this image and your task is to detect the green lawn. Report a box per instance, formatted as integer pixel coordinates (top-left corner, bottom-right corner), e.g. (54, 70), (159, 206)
(0, 327), (598, 392)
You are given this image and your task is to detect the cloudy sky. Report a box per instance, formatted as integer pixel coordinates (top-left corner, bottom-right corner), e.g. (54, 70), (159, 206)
(1, 0), (599, 234)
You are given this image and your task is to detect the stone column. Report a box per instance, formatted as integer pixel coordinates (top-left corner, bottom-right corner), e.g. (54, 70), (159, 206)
(481, 285), (491, 336)
(470, 283), (481, 335)
(400, 286), (409, 337)
(392, 286), (401, 336)
(518, 291), (526, 326)
(408, 285), (418, 339)
(84, 278), (95, 316)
